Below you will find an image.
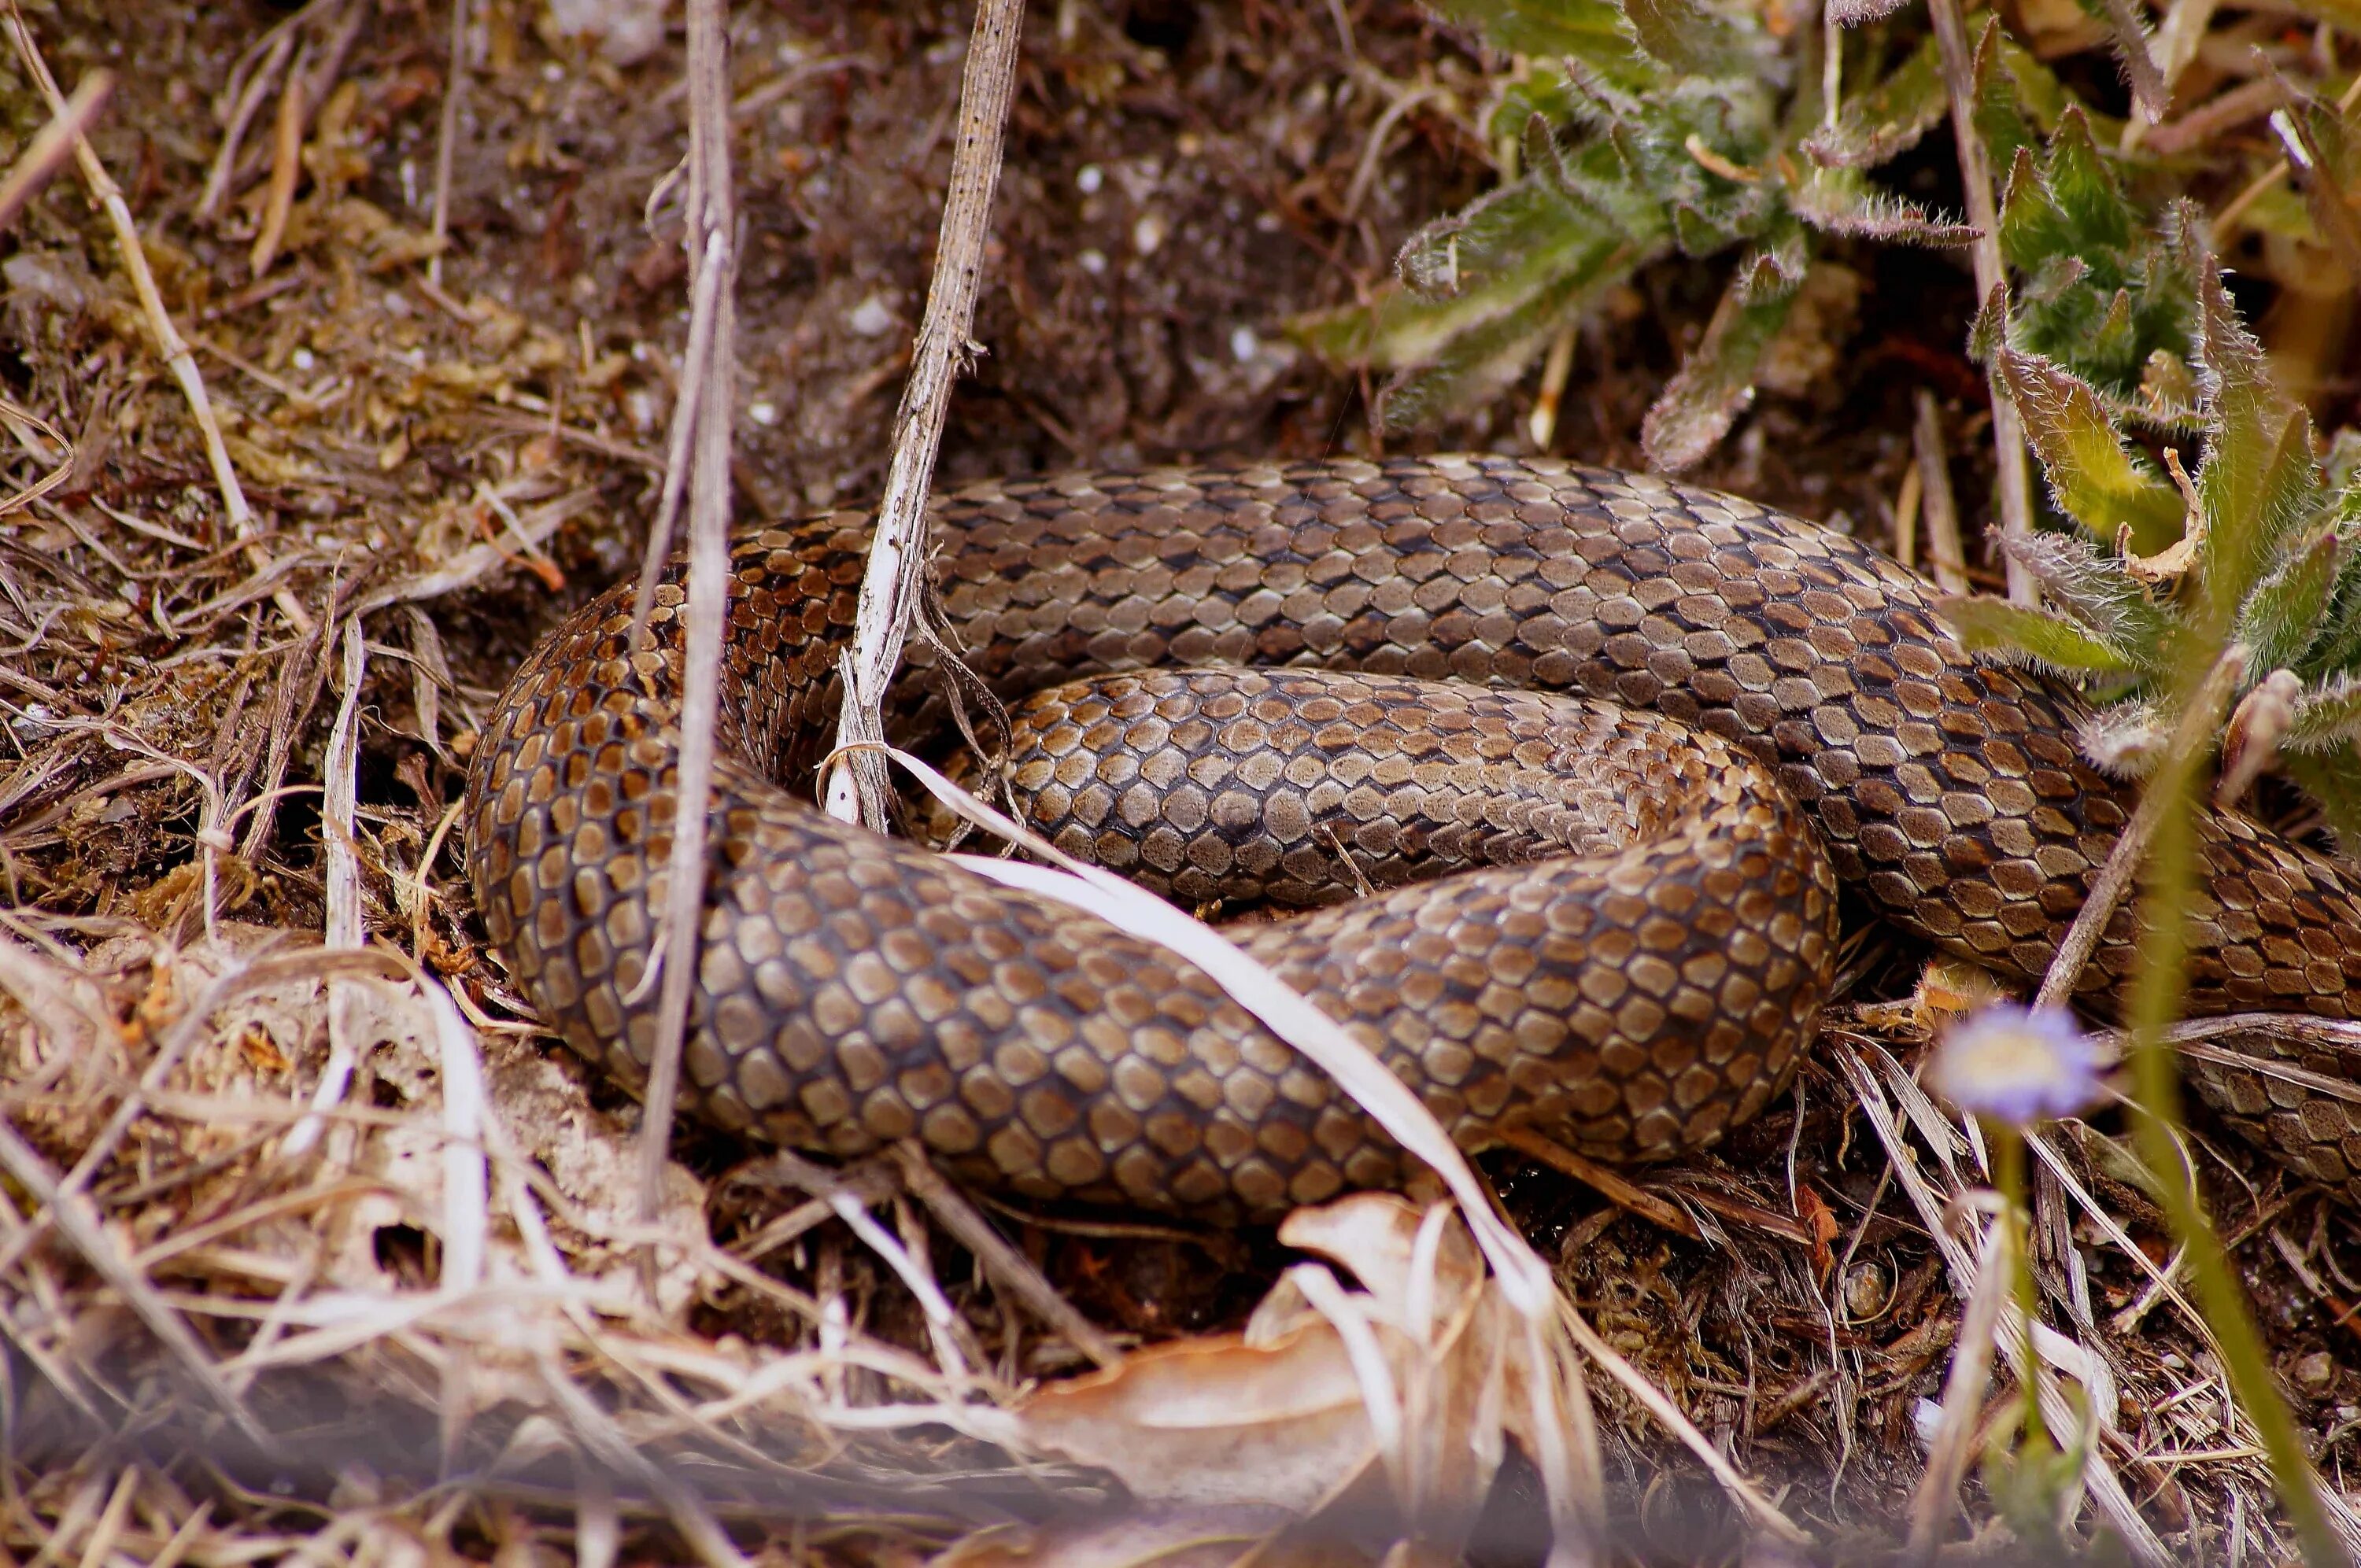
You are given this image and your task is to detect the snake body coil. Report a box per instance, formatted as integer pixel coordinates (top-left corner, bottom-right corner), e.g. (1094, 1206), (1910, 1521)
(466, 456), (2361, 1218)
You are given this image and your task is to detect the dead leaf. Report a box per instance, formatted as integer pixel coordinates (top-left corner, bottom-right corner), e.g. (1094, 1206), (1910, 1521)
(1002, 1311), (1384, 1515)
(996, 1194), (1594, 1561)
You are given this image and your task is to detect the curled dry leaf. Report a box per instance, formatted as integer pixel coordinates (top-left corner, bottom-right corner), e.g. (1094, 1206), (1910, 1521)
(989, 1194), (1583, 1559)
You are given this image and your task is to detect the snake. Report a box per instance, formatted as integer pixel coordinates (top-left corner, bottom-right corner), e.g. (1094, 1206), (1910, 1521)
(464, 455), (2361, 1221)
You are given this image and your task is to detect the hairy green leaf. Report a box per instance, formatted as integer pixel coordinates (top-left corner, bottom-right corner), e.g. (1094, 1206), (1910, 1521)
(1999, 529), (2175, 668)
(2084, 0), (2169, 123)
(1641, 245), (1805, 470)
(2199, 384), (2322, 621)
(1971, 20), (2042, 170)
(2038, 108), (2138, 255)
(1997, 146), (2068, 272)
(2286, 674), (2361, 748)
(1934, 593), (2145, 677)
(1293, 170), (1663, 403)
(2075, 699), (2168, 777)
(2135, 348), (2203, 429)
(1620, 0), (1771, 80)
(1993, 347), (2185, 551)
(1997, 117), (2197, 403)
(2292, 487), (2361, 674)
(1731, 227), (1809, 304)
(1489, 66), (1582, 147)
(1996, 114), (2126, 297)
(2238, 522), (2344, 676)
(1824, 0), (1913, 24)
(1428, 0), (1642, 72)
(1373, 238), (1652, 430)
(2326, 429), (2361, 494)
(1790, 165), (1977, 244)
(1394, 174), (1613, 302)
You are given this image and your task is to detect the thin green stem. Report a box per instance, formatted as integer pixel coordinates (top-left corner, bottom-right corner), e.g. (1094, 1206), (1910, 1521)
(1990, 1125), (2050, 1457)
(2123, 642), (2345, 1568)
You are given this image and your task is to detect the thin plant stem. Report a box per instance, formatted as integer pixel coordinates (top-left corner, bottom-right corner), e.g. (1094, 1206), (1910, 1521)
(1923, 0), (2036, 603)
(2120, 633), (2347, 1567)
(635, 0), (737, 1284)
(823, 0), (1027, 828)
(1990, 1125), (2050, 1458)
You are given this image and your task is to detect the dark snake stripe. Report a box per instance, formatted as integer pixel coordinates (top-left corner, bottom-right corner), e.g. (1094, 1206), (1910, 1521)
(465, 455), (2361, 1218)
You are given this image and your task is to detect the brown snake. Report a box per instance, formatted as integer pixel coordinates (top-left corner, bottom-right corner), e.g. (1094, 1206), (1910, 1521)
(465, 455), (2361, 1220)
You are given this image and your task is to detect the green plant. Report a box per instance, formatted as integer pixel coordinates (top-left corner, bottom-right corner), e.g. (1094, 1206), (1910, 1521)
(1296, 0), (1975, 467)
(1943, 214), (2361, 842)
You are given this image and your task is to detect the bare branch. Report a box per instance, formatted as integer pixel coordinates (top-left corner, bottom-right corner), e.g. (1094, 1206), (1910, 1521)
(824, 0), (1028, 826)
(0, 68), (109, 235)
(635, 0), (738, 1284)
(1924, 5), (2037, 603)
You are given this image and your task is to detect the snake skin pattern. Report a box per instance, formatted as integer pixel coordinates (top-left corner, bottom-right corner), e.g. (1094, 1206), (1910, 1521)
(465, 455), (2361, 1216)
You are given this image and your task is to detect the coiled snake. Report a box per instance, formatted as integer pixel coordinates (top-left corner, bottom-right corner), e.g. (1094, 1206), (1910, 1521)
(465, 456), (2361, 1219)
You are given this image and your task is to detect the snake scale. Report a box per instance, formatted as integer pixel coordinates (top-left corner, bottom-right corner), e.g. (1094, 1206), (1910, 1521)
(464, 456), (2361, 1220)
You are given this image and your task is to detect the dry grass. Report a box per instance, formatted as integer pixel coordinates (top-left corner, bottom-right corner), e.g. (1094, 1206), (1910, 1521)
(2, 1), (2359, 1562)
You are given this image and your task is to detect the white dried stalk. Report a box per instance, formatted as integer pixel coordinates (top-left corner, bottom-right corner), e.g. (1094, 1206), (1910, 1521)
(286, 622), (368, 1160)
(823, 0), (1026, 826)
(1904, 1216), (2012, 1558)
(636, 0), (737, 1262)
(423, 976), (490, 1297)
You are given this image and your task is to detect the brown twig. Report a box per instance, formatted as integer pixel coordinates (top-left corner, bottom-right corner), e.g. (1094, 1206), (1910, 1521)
(198, 21), (298, 222)
(1923, 6), (2035, 604)
(635, 0), (737, 1286)
(0, 394), (76, 522)
(2140, 76), (2285, 157)
(1913, 390), (1968, 596)
(0, 68), (109, 235)
(823, 0), (1027, 826)
(888, 1142), (1125, 1369)
(428, 0), (469, 288)
(1495, 1125), (1705, 1241)
(249, 69), (305, 276)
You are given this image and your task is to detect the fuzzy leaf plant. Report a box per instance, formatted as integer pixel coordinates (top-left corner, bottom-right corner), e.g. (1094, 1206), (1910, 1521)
(1295, 0), (1976, 468)
(1972, 28), (2199, 453)
(1942, 212), (2361, 841)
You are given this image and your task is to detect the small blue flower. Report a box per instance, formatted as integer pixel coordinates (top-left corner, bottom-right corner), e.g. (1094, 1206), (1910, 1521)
(1930, 1003), (2104, 1127)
